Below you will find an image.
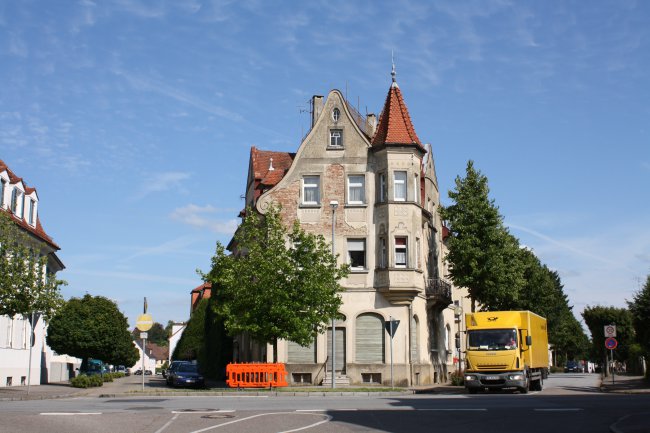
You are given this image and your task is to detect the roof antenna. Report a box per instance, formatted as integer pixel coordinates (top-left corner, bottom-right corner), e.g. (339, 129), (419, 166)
(391, 50), (398, 88)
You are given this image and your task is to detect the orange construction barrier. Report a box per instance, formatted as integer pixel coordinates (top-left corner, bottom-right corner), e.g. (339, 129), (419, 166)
(226, 363), (288, 388)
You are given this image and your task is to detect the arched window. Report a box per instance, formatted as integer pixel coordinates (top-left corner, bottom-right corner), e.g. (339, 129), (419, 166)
(288, 339), (316, 363)
(445, 324), (452, 354)
(410, 315), (419, 362)
(355, 313), (384, 363)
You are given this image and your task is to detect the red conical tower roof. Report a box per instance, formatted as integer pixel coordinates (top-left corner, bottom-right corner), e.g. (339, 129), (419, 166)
(371, 69), (424, 151)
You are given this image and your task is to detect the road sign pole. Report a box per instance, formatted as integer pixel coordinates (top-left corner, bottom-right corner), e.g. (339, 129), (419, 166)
(142, 337), (146, 391)
(609, 349), (616, 385)
(389, 316), (394, 388)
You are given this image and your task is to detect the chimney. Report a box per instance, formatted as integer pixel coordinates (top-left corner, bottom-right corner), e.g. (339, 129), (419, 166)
(312, 95), (324, 128)
(366, 113), (377, 137)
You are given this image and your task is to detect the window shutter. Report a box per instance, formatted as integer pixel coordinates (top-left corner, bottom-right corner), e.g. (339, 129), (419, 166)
(355, 314), (384, 363)
(288, 340), (316, 363)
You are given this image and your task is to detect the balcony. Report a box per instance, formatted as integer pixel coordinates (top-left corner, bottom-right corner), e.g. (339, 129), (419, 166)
(426, 278), (452, 308)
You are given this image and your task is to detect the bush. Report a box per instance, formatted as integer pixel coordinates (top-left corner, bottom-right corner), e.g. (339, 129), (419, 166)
(89, 374), (104, 387)
(70, 375), (91, 388)
(550, 366), (563, 374)
(450, 372), (464, 386)
(102, 373), (113, 382)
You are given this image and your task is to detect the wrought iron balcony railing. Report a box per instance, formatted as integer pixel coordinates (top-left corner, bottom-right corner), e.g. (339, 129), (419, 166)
(425, 278), (452, 305)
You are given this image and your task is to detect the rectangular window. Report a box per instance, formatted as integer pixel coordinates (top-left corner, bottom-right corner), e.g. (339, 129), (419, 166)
(414, 173), (420, 204)
(394, 171), (407, 201)
(347, 239), (366, 270)
(416, 238), (421, 269)
(378, 173), (387, 203)
(0, 179), (5, 208)
(379, 237), (387, 268)
(10, 189), (21, 215)
(302, 176), (320, 205)
(330, 129), (343, 147)
(395, 237), (408, 268)
(347, 175), (365, 205)
(28, 199), (35, 225)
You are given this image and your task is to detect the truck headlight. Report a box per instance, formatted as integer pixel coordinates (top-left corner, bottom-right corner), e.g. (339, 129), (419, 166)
(508, 374), (524, 380)
(465, 375), (477, 381)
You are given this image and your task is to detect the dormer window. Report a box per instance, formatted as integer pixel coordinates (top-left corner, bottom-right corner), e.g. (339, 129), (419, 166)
(10, 188), (22, 216)
(28, 199), (35, 225)
(330, 129), (343, 147)
(0, 179), (5, 208)
(332, 108), (340, 122)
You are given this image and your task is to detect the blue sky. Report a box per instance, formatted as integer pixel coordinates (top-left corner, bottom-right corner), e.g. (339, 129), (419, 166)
(1, 0), (648, 332)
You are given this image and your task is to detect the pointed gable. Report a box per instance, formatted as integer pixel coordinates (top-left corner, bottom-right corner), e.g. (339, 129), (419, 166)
(371, 80), (424, 152)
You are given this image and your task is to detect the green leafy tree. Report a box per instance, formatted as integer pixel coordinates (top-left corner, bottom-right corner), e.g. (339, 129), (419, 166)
(203, 205), (349, 362)
(582, 306), (635, 372)
(628, 275), (650, 357)
(440, 161), (524, 310)
(46, 294), (139, 368)
(0, 211), (65, 319)
(133, 322), (169, 346)
(515, 249), (588, 360)
(172, 298), (207, 361)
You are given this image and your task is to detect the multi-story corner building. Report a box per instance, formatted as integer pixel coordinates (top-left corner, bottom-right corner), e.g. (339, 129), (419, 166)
(0, 159), (73, 387)
(232, 73), (471, 386)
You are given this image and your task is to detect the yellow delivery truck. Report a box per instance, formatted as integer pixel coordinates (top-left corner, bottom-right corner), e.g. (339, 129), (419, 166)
(463, 311), (549, 394)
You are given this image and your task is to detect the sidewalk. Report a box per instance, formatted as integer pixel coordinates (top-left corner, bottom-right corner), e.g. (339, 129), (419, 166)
(599, 373), (650, 394)
(0, 375), (462, 401)
(3, 373), (646, 401)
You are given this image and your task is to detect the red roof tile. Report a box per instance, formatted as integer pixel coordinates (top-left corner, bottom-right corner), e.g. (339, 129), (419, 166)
(251, 147), (295, 186)
(371, 82), (424, 151)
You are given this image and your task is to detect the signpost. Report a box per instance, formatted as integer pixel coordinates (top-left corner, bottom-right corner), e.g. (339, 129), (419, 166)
(604, 328), (618, 386)
(136, 299), (152, 391)
(386, 317), (400, 388)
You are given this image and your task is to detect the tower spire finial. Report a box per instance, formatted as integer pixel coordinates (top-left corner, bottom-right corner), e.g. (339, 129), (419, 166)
(391, 50), (398, 88)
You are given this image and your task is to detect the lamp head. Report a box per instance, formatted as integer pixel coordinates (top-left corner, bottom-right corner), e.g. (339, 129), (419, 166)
(330, 200), (339, 210)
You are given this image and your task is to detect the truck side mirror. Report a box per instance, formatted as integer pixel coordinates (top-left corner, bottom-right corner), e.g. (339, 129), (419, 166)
(526, 335), (532, 346)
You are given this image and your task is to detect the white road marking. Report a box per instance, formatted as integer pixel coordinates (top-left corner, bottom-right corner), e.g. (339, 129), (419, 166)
(154, 413), (179, 433)
(40, 412), (102, 416)
(171, 410), (235, 414)
(188, 411), (331, 433)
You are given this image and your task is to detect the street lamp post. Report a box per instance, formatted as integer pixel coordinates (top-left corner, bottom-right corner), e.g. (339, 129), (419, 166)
(330, 200), (338, 389)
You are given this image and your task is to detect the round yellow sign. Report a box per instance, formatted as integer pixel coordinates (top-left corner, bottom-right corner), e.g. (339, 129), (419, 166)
(136, 313), (153, 332)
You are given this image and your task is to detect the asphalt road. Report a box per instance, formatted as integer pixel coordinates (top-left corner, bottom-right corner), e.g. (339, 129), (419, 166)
(1, 373), (648, 433)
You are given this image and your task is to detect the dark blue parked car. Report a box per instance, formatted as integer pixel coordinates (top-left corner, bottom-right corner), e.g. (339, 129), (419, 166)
(168, 363), (205, 388)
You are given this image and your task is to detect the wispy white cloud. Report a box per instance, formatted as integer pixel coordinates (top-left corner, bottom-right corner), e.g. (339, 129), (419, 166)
(508, 222), (631, 270)
(65, 269), (197, 286)
(115, 0), (166, 18)
(114, 69), (244, 122)
(133, 171), (191, 199)
(8, 31), (28, 57)
(170, 204), (238, 234)
(123, 236), (200, 261)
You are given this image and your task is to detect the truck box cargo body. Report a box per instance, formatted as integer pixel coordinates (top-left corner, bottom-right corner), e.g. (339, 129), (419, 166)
(463, 311), (549, 394)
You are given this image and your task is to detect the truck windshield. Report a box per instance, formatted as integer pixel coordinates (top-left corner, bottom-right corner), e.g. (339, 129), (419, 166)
(467, 329), (517, 351)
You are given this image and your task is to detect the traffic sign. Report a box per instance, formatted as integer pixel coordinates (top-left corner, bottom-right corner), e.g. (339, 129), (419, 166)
(136, 313), (153, 332)
(605, 337), (618, 350)
(385, 319), (400, 337)
(604, 325), (616, 337)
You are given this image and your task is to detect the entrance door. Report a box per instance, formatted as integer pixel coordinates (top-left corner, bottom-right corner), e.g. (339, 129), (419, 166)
(327, 327), (346, 373)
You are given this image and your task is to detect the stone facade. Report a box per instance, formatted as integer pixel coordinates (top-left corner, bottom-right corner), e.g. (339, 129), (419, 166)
(234, 78), (472, 386)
